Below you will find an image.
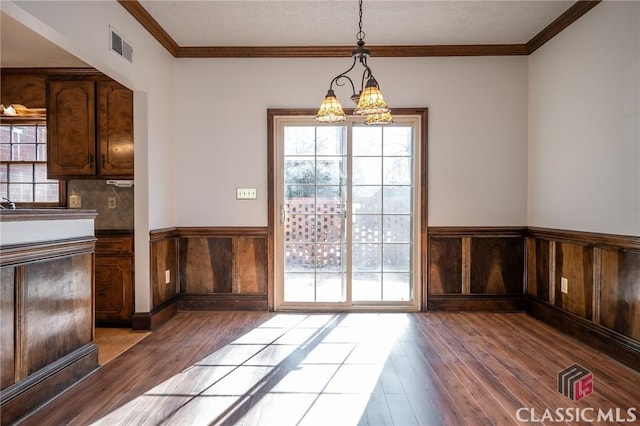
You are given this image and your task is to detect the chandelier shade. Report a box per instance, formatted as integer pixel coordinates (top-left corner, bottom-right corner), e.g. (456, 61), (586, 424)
(353, 78), (390, 116)
(364, 111), (394, 126)
(314, 0), (393, 125)
(315, 89), (347, 123)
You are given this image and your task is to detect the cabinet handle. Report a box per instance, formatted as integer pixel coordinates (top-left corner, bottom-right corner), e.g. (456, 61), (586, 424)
(88, 153), (94, 168)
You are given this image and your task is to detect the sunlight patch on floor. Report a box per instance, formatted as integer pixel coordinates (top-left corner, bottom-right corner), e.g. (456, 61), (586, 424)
(92, 313), (409, 425)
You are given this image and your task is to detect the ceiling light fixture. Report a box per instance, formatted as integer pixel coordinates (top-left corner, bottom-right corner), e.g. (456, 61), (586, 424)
(315, 0), (392, 125)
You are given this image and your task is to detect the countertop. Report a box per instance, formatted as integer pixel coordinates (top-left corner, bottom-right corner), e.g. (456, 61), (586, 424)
(0, 209), (98, 221)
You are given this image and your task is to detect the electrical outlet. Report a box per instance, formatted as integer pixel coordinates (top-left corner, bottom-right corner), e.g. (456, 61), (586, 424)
(108, 197), (117, 209)
(165, 269), (171, 284)
(561, 277), (569, 294)
(236, 188), (257, 200)
(69, 195), (81, 208)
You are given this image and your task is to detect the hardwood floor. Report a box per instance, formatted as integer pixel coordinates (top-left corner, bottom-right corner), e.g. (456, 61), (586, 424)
(94, 328), (151, 365)
(18, 312), (640, 425)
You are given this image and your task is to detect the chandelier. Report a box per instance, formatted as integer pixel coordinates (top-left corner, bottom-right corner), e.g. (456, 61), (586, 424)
(314, 0), (393, 125)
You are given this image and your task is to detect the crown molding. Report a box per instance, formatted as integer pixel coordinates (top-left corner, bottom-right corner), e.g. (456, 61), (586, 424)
(119, 0), (601, 58)
(527, 0), (601, 54)
(118, 0), (178, 56)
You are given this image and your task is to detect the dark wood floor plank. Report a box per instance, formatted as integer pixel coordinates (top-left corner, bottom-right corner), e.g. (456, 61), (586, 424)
(15, 312), (640, 426)
(412, 318), (520, 425)
(484, 313), (640, 409)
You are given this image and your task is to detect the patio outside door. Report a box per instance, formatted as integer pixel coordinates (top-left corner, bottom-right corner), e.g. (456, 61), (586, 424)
(274, 116), (420, 311)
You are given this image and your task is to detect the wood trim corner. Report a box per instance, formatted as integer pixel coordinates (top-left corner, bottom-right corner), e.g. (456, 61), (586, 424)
(117, 0), (179, 56)
(527, 0), (602, 54)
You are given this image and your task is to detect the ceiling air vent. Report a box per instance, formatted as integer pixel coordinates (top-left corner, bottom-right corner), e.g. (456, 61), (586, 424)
(110, 26), (133, 63)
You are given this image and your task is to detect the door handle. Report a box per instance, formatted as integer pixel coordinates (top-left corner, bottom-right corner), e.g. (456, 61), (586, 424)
(280, 205), (286, 224)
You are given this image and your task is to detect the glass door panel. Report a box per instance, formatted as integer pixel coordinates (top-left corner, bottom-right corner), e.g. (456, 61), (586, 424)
(283, 126), (346, 303)
(351, 126), (413, 303)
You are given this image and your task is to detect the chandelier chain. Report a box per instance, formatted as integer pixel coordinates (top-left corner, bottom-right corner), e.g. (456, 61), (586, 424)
(356, 0), (365, 45)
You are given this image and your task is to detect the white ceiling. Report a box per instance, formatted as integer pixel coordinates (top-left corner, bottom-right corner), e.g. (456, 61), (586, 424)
(1, 1), (577, 68)
(140, 0), (575, 47)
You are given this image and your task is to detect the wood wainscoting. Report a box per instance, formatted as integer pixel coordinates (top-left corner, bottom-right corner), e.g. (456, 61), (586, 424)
(427, 227), (526, 311)
(0, 237), (98, 424)
(135, 227), (269, 331)
(526, 227), (640, 371)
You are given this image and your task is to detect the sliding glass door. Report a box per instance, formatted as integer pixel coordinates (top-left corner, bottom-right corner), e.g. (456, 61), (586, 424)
(274, 116), (421, 310)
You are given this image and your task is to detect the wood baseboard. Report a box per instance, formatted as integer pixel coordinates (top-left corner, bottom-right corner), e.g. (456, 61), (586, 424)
(427, 295), (524, 312)
(0, 343), (98, 424)
(178, 294), (268, 311)
(526, 297), (640, 372)
(131, 296), (178, 331)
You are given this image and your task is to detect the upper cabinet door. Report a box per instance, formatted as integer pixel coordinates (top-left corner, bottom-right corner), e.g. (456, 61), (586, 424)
(98, 81), (134, 177)
(47, 80), (96, 177)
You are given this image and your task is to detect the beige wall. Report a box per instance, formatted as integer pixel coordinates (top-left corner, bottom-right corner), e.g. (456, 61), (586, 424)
(173, 56), (529, 227)
(528, 1), (640, 236)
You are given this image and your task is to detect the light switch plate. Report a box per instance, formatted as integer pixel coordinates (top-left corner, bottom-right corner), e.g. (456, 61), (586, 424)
(561, 277), (568, 294)
(236, 188), (257, 200)
(108, 197), (117, 209)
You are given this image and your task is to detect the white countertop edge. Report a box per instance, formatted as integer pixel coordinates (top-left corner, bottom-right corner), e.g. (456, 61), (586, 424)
(0, 219), (95, 246)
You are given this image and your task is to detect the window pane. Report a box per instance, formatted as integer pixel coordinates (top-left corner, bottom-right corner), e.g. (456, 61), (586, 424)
(284, 127), (315, 155)
(316, 185), (343, 200)
(383, 157), (411, 185)
(0, 144), (10, 161)
(37, 126), (47, 143)
(315, 244), (343, 271)
(353, 215), (381, 242)
(383, 127), (412, 156)
(12, 144), (36, 161)
(352, 272), (381, 301)
(383, 215), (411, 243)
(285, 243), (315, 270)
(0, 164), (7, 182)
(9, 164), (33, 183)
(34, 164), (49, 182)
(383, 244), (411, 271)
(316, 157), (343, 185)
(316, 216), (343, 243)
(9, 183), (33, 202)
(383, 273), (411, 301)
(284, 272), (315, 302)
(316, 273), (344, 302)
(286, 214), (315, 243)
(37, 144), (47, 161)
(353, 185), (381, 214)
(0, 126), (10, 143)
(316, 126), (344, 156)
(285, 158), (315, 184)
(286, 184), (314, 199)
(383, 186), (411, 214)
(13, 126), (36, 143)
(353, 243), (381, 271)
(353, 157), (381, 185)
(353, 127), (382, 156)
(0, 183), (7, 198)
(35, 183), (59, 202)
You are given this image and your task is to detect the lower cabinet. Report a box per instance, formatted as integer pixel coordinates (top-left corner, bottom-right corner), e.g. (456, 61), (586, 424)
(95, 234), (134, 326)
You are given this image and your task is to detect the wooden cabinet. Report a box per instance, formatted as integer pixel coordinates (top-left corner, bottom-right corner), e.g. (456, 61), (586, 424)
(98, 81), (134, 176)
(95, 234), (134, 325)
(47, 80), (96, 177)
(47, 78), (133, 179)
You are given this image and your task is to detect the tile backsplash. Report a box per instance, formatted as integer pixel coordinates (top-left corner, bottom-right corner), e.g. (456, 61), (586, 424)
(68, 180), (134, 230)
